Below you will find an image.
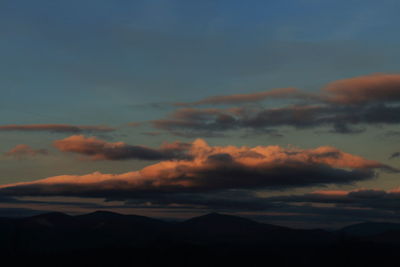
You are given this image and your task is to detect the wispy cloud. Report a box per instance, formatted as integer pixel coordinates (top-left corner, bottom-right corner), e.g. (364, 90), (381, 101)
(174, 87), (299, 106)
(4, 144), (48, 159)
(152, 73), (400, 137)
(54, 135), (191, 161)
(0, 124), (116, 134)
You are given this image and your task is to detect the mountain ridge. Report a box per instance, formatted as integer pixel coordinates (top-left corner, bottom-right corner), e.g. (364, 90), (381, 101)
(1, 211), (400, 267)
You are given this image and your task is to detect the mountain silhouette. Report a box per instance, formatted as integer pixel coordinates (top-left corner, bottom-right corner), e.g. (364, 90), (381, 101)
(177, 212), (293, 244)
(21, 212), (76, 229)
(340, 221), (400, 237)
(2, 211), (400, 267)
(182, 212), (286, 231)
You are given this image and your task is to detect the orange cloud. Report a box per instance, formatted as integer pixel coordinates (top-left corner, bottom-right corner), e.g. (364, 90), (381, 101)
(153, 73), (400, 136)
(310, 190), (348, 196)
(273, 188), (396, 203)
(175, 87), (299, 106)
(4, 144), (48, 159)
(0, 139), (393, 197)
(324, 73), (400, 104)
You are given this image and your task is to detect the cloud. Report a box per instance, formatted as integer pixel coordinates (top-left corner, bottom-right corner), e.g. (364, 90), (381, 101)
(54, 135), (191, 161)
(256, 187), (400, 217)
(141, 131), (162, 136)
(4, 144), (48, 159)
(152, 73), (400, 137)
(269, 188), (389, 204)
(385, 131), (400, 137)
(0, 124), (115, 134)
(0, 139), (393, 198)
(173, 73), (400, 107)
(390, 152), (400, 159)
(126, 122), (142, 127)
(323, 73), (400, 104)
(246, 103), (400, 131)
(122, 190), (277, 211)
(153, 104), (400, 136)
(174, 87), (299, 106)
(152, 108), (238, 137)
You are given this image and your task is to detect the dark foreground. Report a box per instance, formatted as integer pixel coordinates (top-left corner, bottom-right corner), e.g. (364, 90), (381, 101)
(1, 211), (399, 266)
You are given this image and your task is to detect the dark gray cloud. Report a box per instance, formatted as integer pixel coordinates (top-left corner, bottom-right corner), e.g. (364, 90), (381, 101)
(0, 166), (378, 199)
(0, 124), (115, 134)
(4, 186), (400, 228)
(53, 135), (192, 161)
(0, 145), (392, 198)
(119, 188), (400, 227)
(122, 191), (277, 211)
(265, 188), (400, 212)
(390, 152), (400, 159)
(153, 103), (400, 136)
(152, 73), (400, 137)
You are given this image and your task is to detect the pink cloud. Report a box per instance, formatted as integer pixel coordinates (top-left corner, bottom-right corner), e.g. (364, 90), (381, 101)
(324, 73), (400, 104)
(5, 144), (48, 159)
(0, 139), (393, 197)
(152, 73), (400, 136)
(175, 87), (299, 106)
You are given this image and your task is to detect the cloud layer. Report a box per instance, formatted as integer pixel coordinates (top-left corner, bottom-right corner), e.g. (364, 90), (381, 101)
(0, 139), (392, 198)
(264, 187), (400, 213)
(153, 73), (400, 136)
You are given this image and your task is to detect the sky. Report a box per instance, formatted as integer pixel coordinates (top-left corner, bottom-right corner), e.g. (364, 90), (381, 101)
(1, 0), (400, 228)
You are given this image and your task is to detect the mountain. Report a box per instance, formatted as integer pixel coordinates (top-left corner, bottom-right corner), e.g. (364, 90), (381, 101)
(0, 217), (15, 250)
(75, 210), (172, 247)
(0, 211), (336, 249)
(20, 212), (77, 229)
(177, 212), (292, 244)
(77, 210), (168, 230)
(339, 222), (400, 245)
(181, 212), (286, 231)
(2, 212), (400, 266)
(180, 212), (287, 234)
(340, 222), (400, 237)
